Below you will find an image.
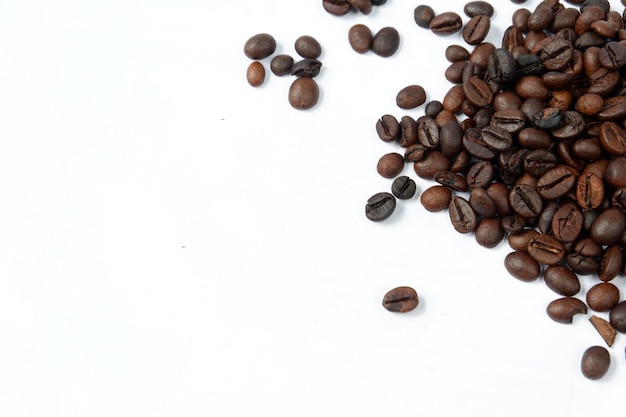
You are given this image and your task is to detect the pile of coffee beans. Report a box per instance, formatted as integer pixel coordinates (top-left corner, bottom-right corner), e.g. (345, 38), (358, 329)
(360, 0), (626, 379)
(243, 33), (324, 110)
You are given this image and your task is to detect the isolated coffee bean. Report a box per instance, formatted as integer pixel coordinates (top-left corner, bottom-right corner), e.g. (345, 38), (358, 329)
(546, 297), (588, 324)
(372, 27), (400, 57)
(270, 54), (294, 76)
(586, 282), (620, 312)
(414, 5), (436, 28)
(365, 192), (396, 221)
(449, 196), (477, 233)
(382, 286), (419, 313)
(543, 265), (581, 296)
(391, 176), (417, 199)
(609, 301), (626, 333)
(377, 152), (405, 178)
(243, 33), (277, 59)
(348, 24), (374, 54)
(396, 85), (427, 109)
(295, 35), (322, 59)
(430, 12), (463, 35)
(288, 77), (319, 110)
(420, 185), (452, 212)
(581, 346), (610, 380)
(246, 61), (265, 87)
(504, 251), (541, 282)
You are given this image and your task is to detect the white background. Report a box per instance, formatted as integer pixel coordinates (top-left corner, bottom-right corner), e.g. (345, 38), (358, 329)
(0, 0), (625, 416)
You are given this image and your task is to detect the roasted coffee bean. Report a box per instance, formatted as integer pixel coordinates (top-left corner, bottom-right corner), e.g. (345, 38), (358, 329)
(523, 149), (557, 176)
(243, 33), (277, 59)
(544, 265), (581, 296)
(586, 282), (620, 312)
(413, 151), (451, 179)
(399, 116), (418, 148)
(463, 127), (497, 160)
(509, 184), (543, 219)
(420, 185), (452, 212)
(572, 137), (602, 160)
(348, 24), (374, 53)
(469, 187), (497, 218)
(322, 0), (352, 16)
(528, 233), (565, 265)
(504, 250), (541, 282)
(507, 229), (540, 251)
(599, 244), (623, 282)
(404, 144), (426, 162)
(463, 14), (491, 45)
(430, 11), (463, 35)
(598, 121), (626, 155)
(540, 37), (574, 70)
(377, 152), (405, 178)
(372, 27), (400, 57)
(556, 141), (585, 172)
(382, 286), (419, 313)
(466, 160), (496, 188)
(581, 346), (610, 380)
(512, 8), (531, 30)
(531, 107), (563, 129)
(270, 54), (294, 76)
(365, 192), (396, 221)
(502, 25), (525, 52)
(475, 217), (505, 248)
(576, 172), (604, 210)
(599, 41), (626, 70)
(450, 150), (472, 173)
(295, 35), (322, 59)
(605, 156), (626, 187)
(536, 165), (578, 201)
(486, 182), (512, 216)
(609, 301), (626, 333)
(550, 110), (585, 140)
(516, 75), (550, 100)
(527, 5), (555, 31)
(348, 0), (372, 15)
(396, 85), (427, 109)
(443, 84), (466, 113)
(449, 196), (477, 233)
(445, 44), (470, 62)
(434, 170), (468, 192)
(246, 61), (265, 87)
(414, 5), (436, 29)
(391, 176), (417, 199)
(590, 207), (626, 245)
(445, 61), (468, 83)
(493, 91), (523, 112)
(464, 76), (493, 107)
(425, 100), (444, 117)
(567, 237), (602, 275)
(376, 114), (400, 143)
(502, 214), (527, 234)
(464, 1), (494, 17)
(517, 127), (551, 149)
(490, 109), (526, 134)
(612, 187), (626, 211)
(538, 201), (558, 235)
(438, 121), (463, 157)
(291, 58), (322, 77)
(546, 297), (588, 324)
(542, 71), (575, 90)
(288, 77), (319, 110)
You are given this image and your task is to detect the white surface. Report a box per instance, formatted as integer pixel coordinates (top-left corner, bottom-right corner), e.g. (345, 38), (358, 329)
(0, 0), (625, 415)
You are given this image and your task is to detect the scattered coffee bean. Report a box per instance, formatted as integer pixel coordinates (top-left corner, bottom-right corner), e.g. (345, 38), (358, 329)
(396, 85), (426, 109)
(377, 152), (405, 178)
(288, 77), (319, 110)
(270, 54), (294, 76)
(414, 5), (436, 29)
(348, 24), (374, 54)
(246, 61), (266, 87)
(430, 12), (463, 35)
(546, 297), (588, 324)
(243, 33), (277, 59)
(504, 250), (541, 282)
(581, 346), (610, 380)
(420, 185), (452, 212)
(382, 286), (419, 313)
(372, 27), (400, 57)
(391, 176), (417, 199)
(294, 35), (322, 59)
(365, 192), (396, 222)
(589, 315), (616, 347)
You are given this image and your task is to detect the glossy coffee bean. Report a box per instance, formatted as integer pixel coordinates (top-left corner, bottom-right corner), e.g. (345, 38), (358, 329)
(463, 14), (491, 45)
(377, 152), (405, 178)
(414, 5), (436, 28)
(243, 33), (277, 59)
(246, 61), (265, 87)
(430, 12), (463, 35)
(391, 176), (417, 199)
(288, 77), (319, 110)
(348, 24), (373, 54)
(504, 251), (541, 282)
(449, 196), (477, 233)
(590, 207), (626, 245)
(295, 35), (322, 59)
(609, 301), (626, 333)
(382, 286), (419, 313)
(475, 217), (505, 248)
(581, 346), (610, 380)
(376, 114), (400, 142)
(365, 192), (396, 221)
(586, 282), (620, 312)
(599, 245), (623, 282)
(509, 184), (543, 219)
(528, 233), (564, 265)
(543, 265), (580, 296)
(445, 44), (470, 62)
(463, 1), (494, 17)
(396, 85), (427, 109)
(322, 0), (351, 16)
(290, 58), (322, 77)
(546, 297), (588, 324)
(348, 0), (372, 15)
(270, 54), (294, 76)
(372, 27), (400, 57)
(420, 185), (452, 212)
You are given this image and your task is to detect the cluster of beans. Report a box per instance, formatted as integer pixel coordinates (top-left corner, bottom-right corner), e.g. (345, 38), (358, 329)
(364, 0), (626, 380)
(244, 33), (324, 110)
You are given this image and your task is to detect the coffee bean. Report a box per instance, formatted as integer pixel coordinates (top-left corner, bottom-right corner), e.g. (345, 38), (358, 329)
(481, 125), (513, 152)
(434, 170), (468, 192)
(609, 301), (626, 333)
(599, 41), (626, 70)
(288, 77), (319, 110)
(576, 172), (604, 210)
(348, 0), (372, 15)
(399, 116), (418, 148)
(372, 27), (400, 57)
(377, 152), (405, 178)
(463, 1), (494, 18)
(290, 58), (322, 78)
(551, 200), (583, 243)
(445, 44), (470, 62)
(382, 286), (419, 313)
(536, 165), (578, 201)
(463, 76), (494, 107)
(420, 185), (452, 212)
(509, 184), (543, 219)
(466, 160), (496, 188)
(581, 346), (610, 380)
(270, 54), (294, 76)
(543, 265), (581, 296)
(590, 207), (626, 245)
(391, 176), (417, 199)
(507, 229), (539, 251)
(463, 14), (491, 46)
(396, 85), (427, 109)
(404, 144), (426, 162)
(504, 250), (541, 282)
(589, 315), (617, 347)
(475, 217), (505, 248)
(413, 151), (451, 179)
(528, 233), (565, 265)
(430, 12), (463, 35)
(376, 114), (400, 143)
(365, 192), (396, 221)
(599, 244), (623, 282)
(322, 0), (351, 16)
(598, 121), (626, 155)
(546, 297), (588, 324)
(295, 35), (322, 59)
(348, 24), (373, 54)
(246, 61), (265, 87)
(243, 33), (276, 59)
(531, 106), (563, 129)
(448, 196), (477, 233)
(586, 282), (620, 312)
(414, 5), (436, 29)
(469, 187), (497, 218)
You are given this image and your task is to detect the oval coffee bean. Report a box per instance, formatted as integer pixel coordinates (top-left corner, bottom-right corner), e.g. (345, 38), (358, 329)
(609, 301), (626, 333)
(396, 85), (427, 109)
(504, 251), (541, 282)
(599, 245), (623, 282)
(448, 196), (477, 233)
(294, 35), (322, 59)
(546, 297), (588, 324)
(322, 0), (351, 16)
(598, 121), (626, 155)
(414, 5), (436, 29)
(590, 207), (626, 245)
(463, 76), (493, 107)
(463, 14), (491, 46)
(377, 152), (405, 178)
(382, 286), (419, 313)
(581, 346), (610, 380)
(528, 233), (565, 265)
(365, 192), (396, 222)
(288, 77), (319, 110)
(348, 24), (373, 54)
(243, 33), (277, 59)
(576, 172), (604, 210)
(270, 54), (294, 76)
(551, 201), (583, 243)
(376, 114), (400, 142)
(509, 184), (543, 219)
(463, 1), (494, 18)
(290, 58), (322, 78)
(586, 282), (620, 312)
(536, 165), (577, 201)
(246, 61), (265, 87)
(430, 12), (463, 35)
(543, 265), (580, 296)
(391, 176), (416, 199)
(420, 185), (452, 212)
(475, 218), (505, 248)
(372, 27), (400, 57)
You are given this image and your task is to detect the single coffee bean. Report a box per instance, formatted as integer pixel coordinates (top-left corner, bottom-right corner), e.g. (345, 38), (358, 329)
(581, 346), (610, 380)
(434, 170), (468, 192)
(527, 5), (555, 31)
(413, 151), (451, 179)
(605, 156), (626, 188)
(550, 110), (585, 140)
(546, 297), (588, 324)
(481, 125), (513, 152)
(372, 27), (400, 57)
(509, 184), (543, 219)
(512, 8), (531, 30)
(599, 41), (626, 70)
(543, 265), (580, 296)
(598, 121), (626, 155)
(572, 137), (602, 160)
(463, 1), (494, 17)
(586, 282), (620, 312)
(348, 24), (374, 54)
(322, 0), (351, 16)
(399, 116), (418, 148)
(539, 37), (574, 70)
(243, 33), (276, 59)
(609, 301), (626, 333)
(536, 165), (578, 201)
(507, 229), (539, 251)
(501, 214), (526, 234)
(466, 160), (496, 188)
(382, 286), (419, 313)
(538, 201), (558, 235)
(490, 109), (526, 134)
(414, 5), (436, 28)
(575, 93), (604, 116)
(391, 176), (417, 199)
(425, 100), (444, 117)
(348, 0), (372, 15)
(445, 44), (470, 62)
(246, 61), (265, 87)
(487, 182), (512, 216)
(365, 192), (396, 221)
(288, 77), (319, 110)
(475, 217), (505, 248)
(376, 114), (400, 142)
(551, 200), (583, 243)
(567, 238), (601, 275)
(294, 35), (322, 59)
(517, 127), (551, 149)
(576, 172), (604, 210)
(463, 76), (493, 107)
(404, 144), (426, 162)
(516, 75), (550, 100)
(528, 233), (565, 265)
(531, 107), (563, 129)
(396, 85), (427, 109)
(430, 12), (463, 35)
(449, 196), (477, 233)
(420, 185), (452, 212)
(290, 58), (322, 78)
(590, 207), (626, 245)
(270, 54), (294, 76)
(463, 14), (491, 46)
(377, 152), (405, 178)
(504, 250), (541, 281)
(599, 245), (623, 282)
